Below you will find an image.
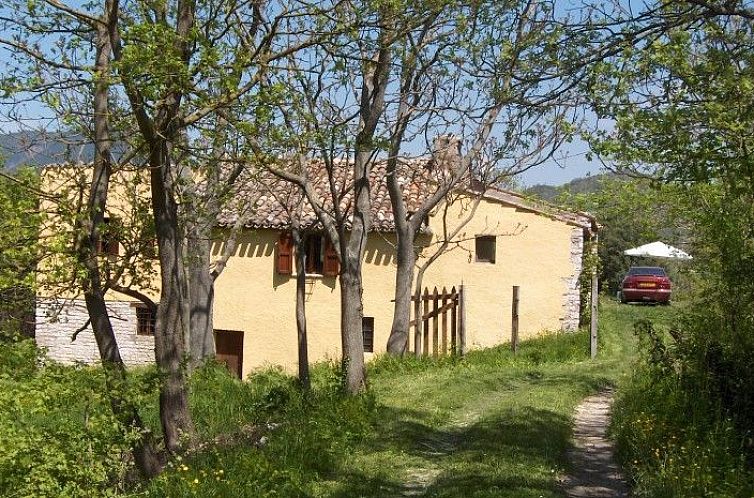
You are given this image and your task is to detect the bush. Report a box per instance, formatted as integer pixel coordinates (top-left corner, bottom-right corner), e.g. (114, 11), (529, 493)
(611, 319), (754, 497)
(0, 357), (142, 497)
(0, 335), (42, 380)
(140, 364), (376, 497)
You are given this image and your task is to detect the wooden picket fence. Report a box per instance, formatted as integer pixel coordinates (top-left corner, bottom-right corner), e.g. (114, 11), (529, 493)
(409, 285), (466, 358)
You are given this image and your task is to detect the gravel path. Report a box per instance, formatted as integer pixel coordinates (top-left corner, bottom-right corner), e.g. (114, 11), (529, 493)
(561, 388), (630, 497)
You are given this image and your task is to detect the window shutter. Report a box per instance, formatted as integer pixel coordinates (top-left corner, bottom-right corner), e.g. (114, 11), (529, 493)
(323, 238), (339, 276)
(277, 232), (293, 275)
(97, 217), (119, 256)
(106, 237), (119, 256)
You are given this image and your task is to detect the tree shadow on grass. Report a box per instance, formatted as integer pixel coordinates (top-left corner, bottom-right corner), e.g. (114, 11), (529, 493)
(327, 406), (571, 497)
(324, 369), (616, 497)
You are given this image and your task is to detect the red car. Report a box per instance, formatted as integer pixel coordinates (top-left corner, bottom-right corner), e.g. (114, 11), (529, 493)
(620, 266), (672, 304)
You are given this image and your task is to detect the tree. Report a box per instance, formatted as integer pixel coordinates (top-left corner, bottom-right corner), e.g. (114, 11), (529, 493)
(0, 166), (40, 338)
(1, 0), (321, 460)
(381, 0), (577, 355)
(583, 0), (754, 287)
(583, 0), (754, 435)
(265, 2), (401, 393)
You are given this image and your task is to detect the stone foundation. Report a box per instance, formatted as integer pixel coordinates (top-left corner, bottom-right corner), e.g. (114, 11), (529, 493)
(560, 228), (584, 331)
(35, 299), (155, 366)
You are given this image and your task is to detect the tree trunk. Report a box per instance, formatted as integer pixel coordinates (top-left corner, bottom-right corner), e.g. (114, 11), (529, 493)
(75, 8), (164, 478)
(188, 223), (215, 367)
(83, 295), (165, 476)
(149, 146), (195, 453)
(337, 146), (373, 394)
(386, 227), (415, 355)
(292, 227), (310, 390)
(339, 262), (366, 393)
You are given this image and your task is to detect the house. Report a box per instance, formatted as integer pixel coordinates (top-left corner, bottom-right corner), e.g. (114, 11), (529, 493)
(34, 161), (598, 378)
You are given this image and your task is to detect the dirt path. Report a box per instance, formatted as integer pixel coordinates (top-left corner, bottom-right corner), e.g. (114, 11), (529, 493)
(561, 388), (630, 497)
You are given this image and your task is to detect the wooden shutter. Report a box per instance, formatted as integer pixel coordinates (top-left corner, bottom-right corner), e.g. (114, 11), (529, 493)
(106, 237), (119, 256)
(97, 217), (119, 256)
(323, 238), (339, 276)
(276, 232), (293, 275)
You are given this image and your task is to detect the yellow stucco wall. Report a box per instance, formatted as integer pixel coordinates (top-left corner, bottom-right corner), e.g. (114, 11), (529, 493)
(37, 166), (585, 377)
(211, 194), (583, 377)
(211, 229), (404, 377)
(420, 197), (578, 350)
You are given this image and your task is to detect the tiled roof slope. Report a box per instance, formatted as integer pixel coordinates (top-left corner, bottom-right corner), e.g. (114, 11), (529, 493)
(216, 159), (597, 232)
(478, 186), (597, 231)
(217, 158), (437, 232)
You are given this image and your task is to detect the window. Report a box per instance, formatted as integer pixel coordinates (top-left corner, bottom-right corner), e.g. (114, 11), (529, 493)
(276, 231), (339, 276)
(475, 235), (496, 263)
(304, 234), (324, 274)
(95, 217), (119, 256)
(362, 317), (374, 353)
(135, 305), (156, 336)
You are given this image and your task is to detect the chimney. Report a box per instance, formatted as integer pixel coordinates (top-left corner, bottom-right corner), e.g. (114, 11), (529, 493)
(428, 135), (462, 176)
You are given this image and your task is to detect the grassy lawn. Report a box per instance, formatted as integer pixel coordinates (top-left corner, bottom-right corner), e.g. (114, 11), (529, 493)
(311, 299), (664, 498)
(137, 298), (677, 498)
(1, 299), (678, 497)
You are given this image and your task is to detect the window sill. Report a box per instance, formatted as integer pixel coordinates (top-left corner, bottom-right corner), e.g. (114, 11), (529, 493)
(290, 272), (337, 280)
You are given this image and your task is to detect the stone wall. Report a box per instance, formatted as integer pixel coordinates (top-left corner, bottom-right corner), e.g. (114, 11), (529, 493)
(560, 227), (585, 331)
(35, 299), (155, 366)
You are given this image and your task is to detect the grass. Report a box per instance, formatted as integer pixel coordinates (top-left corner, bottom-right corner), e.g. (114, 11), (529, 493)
(311, 300), (652, 498)
(2, 299), (686, 497)
(136, 298), (675, 498)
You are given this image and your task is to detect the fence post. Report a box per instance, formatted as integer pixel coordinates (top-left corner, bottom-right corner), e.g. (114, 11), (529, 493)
(450, 286), (458, 355)
(441, 287), (448, 355)
(459, 285), (466, 356)
(512, 285), (520, 354)
(431, 287), (439, 357)
(413, 290), (421, 358)
(422, 287), (430, 357)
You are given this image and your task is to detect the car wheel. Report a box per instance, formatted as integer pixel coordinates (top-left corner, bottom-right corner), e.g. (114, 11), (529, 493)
(618, 291), (627, 304)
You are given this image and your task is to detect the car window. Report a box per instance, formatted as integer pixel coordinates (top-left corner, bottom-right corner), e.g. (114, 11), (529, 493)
(627, 267), (667, 276)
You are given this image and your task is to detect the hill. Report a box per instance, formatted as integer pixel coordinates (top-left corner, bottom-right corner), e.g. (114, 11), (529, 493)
(0, 131), (94, 170)
(524, 173), (613, 202)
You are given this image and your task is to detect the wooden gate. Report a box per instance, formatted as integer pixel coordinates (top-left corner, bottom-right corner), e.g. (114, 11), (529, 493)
(410, 285), (466, 358)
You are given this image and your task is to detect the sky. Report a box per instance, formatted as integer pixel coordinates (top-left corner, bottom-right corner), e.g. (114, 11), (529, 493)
(515, 139), (602, 187)
(0, 0), (614, 188)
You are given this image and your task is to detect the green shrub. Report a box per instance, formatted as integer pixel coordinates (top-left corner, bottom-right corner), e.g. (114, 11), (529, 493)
(139, 364), (376, 497)
(0, 336), (42, 380)
(0, 362), (142, 497)
(612, 319), (754, 497)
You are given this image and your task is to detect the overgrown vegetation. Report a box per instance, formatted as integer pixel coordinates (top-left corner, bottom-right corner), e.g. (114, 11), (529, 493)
(1, 300), (639, 497)
(0, 166), (39, 338)
(612, 309), (754, 497)
(584, 3), (754, 496)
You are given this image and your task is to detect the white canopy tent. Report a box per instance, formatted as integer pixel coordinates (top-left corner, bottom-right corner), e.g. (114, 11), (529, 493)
(623, 241), (693, 260)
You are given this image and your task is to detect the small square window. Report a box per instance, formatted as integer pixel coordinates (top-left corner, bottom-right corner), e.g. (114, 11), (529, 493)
(362, 317), (374, 353)
(475, 235), (496, 264)
(135, 305), (156, 336)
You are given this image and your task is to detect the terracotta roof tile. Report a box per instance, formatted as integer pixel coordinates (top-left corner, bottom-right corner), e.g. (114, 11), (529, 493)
(216, 158), (437, 232)
(216, 158), (597, 233)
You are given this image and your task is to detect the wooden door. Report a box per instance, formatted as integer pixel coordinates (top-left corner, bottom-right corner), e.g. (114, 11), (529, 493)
(214, 329), (244, 379)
